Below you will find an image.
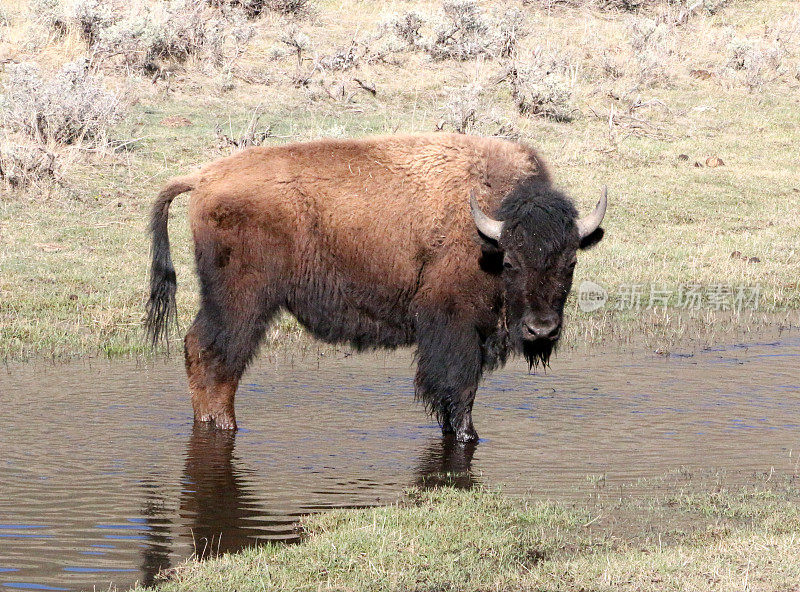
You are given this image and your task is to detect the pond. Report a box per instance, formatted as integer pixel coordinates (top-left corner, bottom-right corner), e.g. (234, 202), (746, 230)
(1, 334), (799, 590)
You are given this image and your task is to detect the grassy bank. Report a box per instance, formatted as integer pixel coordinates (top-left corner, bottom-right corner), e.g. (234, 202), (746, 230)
(132, 483), (800, 591)
(1, 0), (799, 359)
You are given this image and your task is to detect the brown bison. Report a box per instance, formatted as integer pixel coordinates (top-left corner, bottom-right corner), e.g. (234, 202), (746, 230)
(146, 133), (606, 442)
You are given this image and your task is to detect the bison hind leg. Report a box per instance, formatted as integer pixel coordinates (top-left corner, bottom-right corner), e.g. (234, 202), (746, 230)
(185, 290), (280, 430)
(186, 228), (289, 429)
(185, 317), (238, 430)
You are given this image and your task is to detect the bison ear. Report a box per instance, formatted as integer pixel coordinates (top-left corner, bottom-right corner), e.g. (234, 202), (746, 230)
(579, 226), (604, 250)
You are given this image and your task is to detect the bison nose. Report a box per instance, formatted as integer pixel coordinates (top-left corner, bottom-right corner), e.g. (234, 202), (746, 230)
(522, 317), (561, 341)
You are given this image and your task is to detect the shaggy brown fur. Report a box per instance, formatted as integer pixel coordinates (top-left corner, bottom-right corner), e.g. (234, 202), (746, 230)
(146, 133), (604, 442)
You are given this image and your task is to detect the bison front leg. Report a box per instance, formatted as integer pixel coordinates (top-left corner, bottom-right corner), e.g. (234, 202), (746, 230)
(415, 313), (482, 443)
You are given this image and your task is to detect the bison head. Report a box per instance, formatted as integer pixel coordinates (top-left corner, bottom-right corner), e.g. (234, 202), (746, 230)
(471, 182), (607, 369)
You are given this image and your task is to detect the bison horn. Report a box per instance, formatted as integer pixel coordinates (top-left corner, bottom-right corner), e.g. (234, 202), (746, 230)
(577, 186), (608, 239)
(470, 190), (504, 242)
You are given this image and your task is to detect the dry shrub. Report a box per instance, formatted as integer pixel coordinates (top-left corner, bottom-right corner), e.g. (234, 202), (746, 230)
(267, 0), (311, 15)
(714, 14), (800, 90)
(215, 106), (272, 149)
(208, 0), (266, 18)
(573, 0), (729, 12)
(1, 59), (123, 145)
(597, 50), (626, 80)
(0, 135), (60, 190)
(595, 0), (660, 11)
(280, 26), (313, 84)
(280, 25), (396, 92)
(496, 8), (527, 58)
(441, 83), (482, 133)
(429, 1), (487, 60)
(507, 48), (576, 122)
(627, 17), (674, 86)
(280, 26), (311, 61)
(317, 27), (397, 73)
(584, 14), (683, 93)
(93, 1), (253, 73)
(511, 72), (574, 121)
(650, 0), (729, 26)
(437, 83), (520, 137)
(388, 2), (491, 61)
(208, 0), (311, 18)
(725, 36), (786, 89)
(394, 12), (424, 48)
(28, 0), (123, 44)
(629, 17), (668, 53)
(28, 0), (255, 74)
(28, 0), (68, 33)
(427, 1), (491, 61)
(319, 44), (359, 72)
(319, 38), (371, 73)
(69, 0), (119, 44)
(390, 3), (528, 61)
(601, 96), (674, 146)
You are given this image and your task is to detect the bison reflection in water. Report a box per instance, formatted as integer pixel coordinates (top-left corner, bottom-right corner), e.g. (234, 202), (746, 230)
(179, 424), (288, 558)
(414, 437), (478, 490)
(137, 477), (174, 586)
(178, 426), (479, 562)
(146, 134), (607, 442)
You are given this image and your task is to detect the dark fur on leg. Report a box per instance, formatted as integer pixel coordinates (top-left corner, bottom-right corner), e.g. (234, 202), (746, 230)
(192, 237), (280, 381)
(414, 310), (482, 442)
(185, 237), (282, 429)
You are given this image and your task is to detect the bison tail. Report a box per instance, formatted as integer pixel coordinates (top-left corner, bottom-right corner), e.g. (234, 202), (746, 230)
(145, 174), (197, 348)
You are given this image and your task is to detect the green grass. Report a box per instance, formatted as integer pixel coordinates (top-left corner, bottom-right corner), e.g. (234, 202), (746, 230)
(1, 0), (799, 359)
(130, 484), (800, 591)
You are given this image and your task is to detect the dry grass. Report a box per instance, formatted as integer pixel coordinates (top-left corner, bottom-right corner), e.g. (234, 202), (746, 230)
(0, 0), (799, 359)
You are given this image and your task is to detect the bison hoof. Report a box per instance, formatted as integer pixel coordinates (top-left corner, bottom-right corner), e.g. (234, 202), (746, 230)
(195, 414), (237, 431)
(447, 413), (478, 443)
(455, 428), (479, 443)
(441, 417), (478, 442)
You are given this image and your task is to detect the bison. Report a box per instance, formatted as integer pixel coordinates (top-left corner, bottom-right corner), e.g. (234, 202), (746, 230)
(146, 133), (606, 442)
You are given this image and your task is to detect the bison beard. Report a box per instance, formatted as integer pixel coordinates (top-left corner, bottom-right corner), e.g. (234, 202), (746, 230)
(522, 338), (555, 372)
(145, 134), (606, 444)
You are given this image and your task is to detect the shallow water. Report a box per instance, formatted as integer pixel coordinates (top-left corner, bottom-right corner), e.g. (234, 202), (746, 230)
(1, 334), (799, 591)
